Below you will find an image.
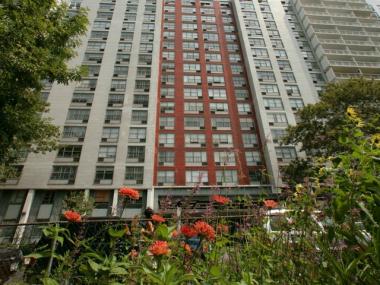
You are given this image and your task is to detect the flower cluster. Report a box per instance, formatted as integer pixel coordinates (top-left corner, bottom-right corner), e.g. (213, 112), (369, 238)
(193, 221), (215, 241)
(148, 240), (170, 256)
(151, 214), (166, 223)
(64, 210), (81, 222)
(211, 195), (231, 205)
(119, 187), (140, 200)
(346, 106), (364, 127)
(180, 225), (197, 238)
(264, 200), (278, 209)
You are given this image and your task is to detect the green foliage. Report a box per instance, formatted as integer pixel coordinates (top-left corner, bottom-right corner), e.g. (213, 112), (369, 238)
(62, 191), (94, 216)
(283, 78), (380, 157)
(0, 0), (88, 178)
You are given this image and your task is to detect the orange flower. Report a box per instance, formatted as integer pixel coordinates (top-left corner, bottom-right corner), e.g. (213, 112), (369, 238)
(217, 224), (229, 234)
(183, 243), (192, 255)
(194, 221), (215, 241)
(64, 210), (81, 222)
(119, 187), (140, 200)
(151, 214), (166, 223)
(171, 229), (179, 238)
(181, 225), (197, 238)
(264, 200), (278, 209)
(148, 240), (170, 256)
(211, 195), (231, 205)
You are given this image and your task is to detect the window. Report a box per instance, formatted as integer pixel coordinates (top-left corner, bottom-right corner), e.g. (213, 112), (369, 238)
(233, 77), (246, 87)
(255, 59), (272, 68)
(237, 103), (251, 114)
(271, 129), (286, 143)
(159, 133), (175, 146)
(184, 102), (203, 112)
(212, 117), (231, 129)
(242, 133), (258, 147)
(214, 151), (235, 165)
(163, 51), (175, 60)
(183, 23), (198, 30)
(264, 98), (284, 110)
(87, 41), (106, 51)
(208, 89), (226, 99)
(186, 171), (208, 185)
(286, 85), (301, 96)
(110, 79), (126, 91)
(138, 54), (152, 64)
(258, 71), (275, 81)
(77, 79), (97, 89)
(227, 43), (239, 51)
(120, 32), (133, 41)
(161, 87), (175, 98)
(67, 109), (90, 122)
(135, 80), (150, 90)
(137, 67), (151, 77)
(245, 151), (262, 166)
(205, 53), (221, 62)
(163, 41), (175, 49)
(289, 98), (304, 110)
(240, 117), (254, 129)
(274, 50), (288, 59)
(184, 88), (202, 98)
(125, 167), (144, 184)
(212, 133), (233, 145)
(185, 133), (205, 145)
(261, 84), (279, 95)
(184, 117), (204, 128)
(157, 171), (175, 184)
(276, 147), (297, 161)
(57, 145), (82, 159)
(271, 39), (284, 48)
(184, 63), (201, 72)
(102, 127), (119, 141)
(122, 22), (135, 31)
(90, 31), (108, 39)
(71, 93), (94, 104)
(114, 66), (129, 77)
(229, 54), (241, 62)
(278, 60), (292, 70)
(281, 72), (296, 82)
(158, 151), (174, 164)
(108, 94), (124, 105)
(131, 110), (148, 123)
(62, 126), (86, 139)
(160, 116), (175, 129)
(129, 128), (146, 142)
(251, 38), (265, 47)
(98, 145), (116, 161)
(267, 113), (288, 125)
(183, 32), (198, 40)
(202, 16), (215, 22)
(185, 152), (207, 164)
(127, 146), (145, 162)
(204, 43), (220, 51)
(207, 76), (224, 85)
(160, 102), (175, 113)
(105, 109), (122, 122)
(183, 41), (199, 50)
(253, 48), (269, 58)
(184, 75), (201, 84)
(231, 65), (243, 74)
(183, 52), (199, 60)
(50, 166), (77, 182)
(216, 170), (237, 184)
(118, 42), (132, 52)
(204, 33), (218, 41)
(116, 53), (130, 63)
(133, 94), (149, 106)
(210, 103), (228, 113)
(206, 64), (223, 73)
(94, 166), (114, 184)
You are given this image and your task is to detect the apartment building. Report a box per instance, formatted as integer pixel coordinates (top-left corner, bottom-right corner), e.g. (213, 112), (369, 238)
(0, 0), (379, 243)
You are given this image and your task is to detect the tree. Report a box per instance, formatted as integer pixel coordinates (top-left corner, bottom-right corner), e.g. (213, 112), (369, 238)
(283, 78), (380, 157)
(0, 0), (88, 179)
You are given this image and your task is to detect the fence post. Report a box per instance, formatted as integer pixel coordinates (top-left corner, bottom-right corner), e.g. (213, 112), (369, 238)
(12, 189), (35, 246)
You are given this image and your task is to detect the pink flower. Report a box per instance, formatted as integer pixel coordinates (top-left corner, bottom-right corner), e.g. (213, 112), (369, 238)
(264, 200), (278, 209)
(151, 214), (166, 223)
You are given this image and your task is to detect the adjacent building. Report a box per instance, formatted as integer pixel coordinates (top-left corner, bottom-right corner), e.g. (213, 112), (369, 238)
(1, 0), (379, 243)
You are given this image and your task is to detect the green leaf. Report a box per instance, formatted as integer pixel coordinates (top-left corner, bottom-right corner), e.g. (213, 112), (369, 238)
(108, 227), (126, 238)
(41, 277), (59, 285)
(88, 259), (101, 272)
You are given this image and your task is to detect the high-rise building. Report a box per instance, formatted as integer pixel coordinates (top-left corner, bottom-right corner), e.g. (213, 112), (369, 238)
(1, 0), (379, 243)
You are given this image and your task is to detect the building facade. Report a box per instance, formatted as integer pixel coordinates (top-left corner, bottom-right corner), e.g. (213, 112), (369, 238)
(1, 0), (379, 243)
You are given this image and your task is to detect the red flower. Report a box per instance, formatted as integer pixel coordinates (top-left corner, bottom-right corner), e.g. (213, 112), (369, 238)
(171, 230), (179, 238)
(211, 195), (231, 205)
(64, 210), (81, 222)
(183, 243), (192, 255)
(264, 200), (278, 209)
(181, 225), (197, 238)
(119, 187), (140, 200)
(152, 214), (166, 223)
(194, 221), (215, 241)
(148, 240), (170, 256)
